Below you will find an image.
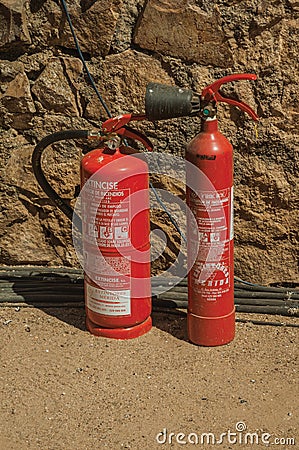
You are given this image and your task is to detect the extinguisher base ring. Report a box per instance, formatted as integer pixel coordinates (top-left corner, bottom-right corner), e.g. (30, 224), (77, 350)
(187, 307), (235, 347)
(86, 315), (152, 340)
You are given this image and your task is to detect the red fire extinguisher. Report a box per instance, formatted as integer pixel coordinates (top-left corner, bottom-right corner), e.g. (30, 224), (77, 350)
(145, 74), (258, 346)
(32, 114), (153, 339)
(81, 114), (153, 339)
(186, 74), (258, 346)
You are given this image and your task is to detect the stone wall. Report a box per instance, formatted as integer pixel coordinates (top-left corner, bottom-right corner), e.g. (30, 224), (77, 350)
(0, 0), (298, 284)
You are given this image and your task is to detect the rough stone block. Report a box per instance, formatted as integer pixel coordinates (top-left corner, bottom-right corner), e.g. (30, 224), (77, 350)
(1, 72), (35, 113)
(27, 0), (119, 57)
(134, 0), (233, 67)
(0, 0), (31, 50)
(31, 57), (83, 116)
(84, 49), (174, 119)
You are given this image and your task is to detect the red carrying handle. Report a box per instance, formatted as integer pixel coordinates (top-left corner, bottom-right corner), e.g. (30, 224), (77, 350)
(201, 74), (258, 121)
(101, 114), (153, 151)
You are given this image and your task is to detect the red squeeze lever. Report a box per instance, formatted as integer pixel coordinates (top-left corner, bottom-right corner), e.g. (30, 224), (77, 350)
(201, 73), (259, 121)
(101, 113), (153, 151)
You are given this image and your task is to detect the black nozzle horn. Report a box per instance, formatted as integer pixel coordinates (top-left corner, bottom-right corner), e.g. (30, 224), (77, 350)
(145, 82), (201, 121)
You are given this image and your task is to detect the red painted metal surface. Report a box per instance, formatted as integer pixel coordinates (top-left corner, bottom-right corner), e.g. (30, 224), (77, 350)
(186, 119), (235, 346)
(185, 73), (258, 346)
(81, 145), (151, 339)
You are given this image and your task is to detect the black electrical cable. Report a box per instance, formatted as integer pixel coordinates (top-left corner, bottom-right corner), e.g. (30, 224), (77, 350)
(1, 297), (298, 319)
(0, 266), (298, 329)
(0, 285), (296, 302)
(0, 266), (83, 275)
(158, 277), (299, 296)
(235, 318), (299, 328)
(234, 276), (257, 286)
(1, 267), (298, 299)
(1, 289), (297, 310)
(158, 292), (299, 302)
(60, 0), (112, 118)
(2, 302), (84, 309)
(233, 291), (299, 300)
(1, 268), (298, 319)
(235, 282), (298, 294)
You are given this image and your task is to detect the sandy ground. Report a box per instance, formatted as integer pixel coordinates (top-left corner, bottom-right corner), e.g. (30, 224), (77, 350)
(0, 306), (298, 450)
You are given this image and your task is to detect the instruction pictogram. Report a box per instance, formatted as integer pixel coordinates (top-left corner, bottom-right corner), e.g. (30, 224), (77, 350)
(100, 226), (113, 240)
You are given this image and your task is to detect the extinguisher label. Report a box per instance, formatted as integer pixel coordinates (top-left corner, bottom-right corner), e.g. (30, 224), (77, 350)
(83, 184), (131, 248)
(86, 284), (131, 316)
(84, 251), (131, 290)
(189, 187), (233, 301)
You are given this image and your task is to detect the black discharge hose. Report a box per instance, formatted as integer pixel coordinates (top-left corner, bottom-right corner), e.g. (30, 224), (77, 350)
(32, 129), (89, 226)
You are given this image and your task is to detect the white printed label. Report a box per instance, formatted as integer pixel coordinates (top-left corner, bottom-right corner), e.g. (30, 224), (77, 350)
(82, 182), (131, 248)
(86, 284), (131, 316)
(189, 187), (233, 300)
(84, 252), (131, 289)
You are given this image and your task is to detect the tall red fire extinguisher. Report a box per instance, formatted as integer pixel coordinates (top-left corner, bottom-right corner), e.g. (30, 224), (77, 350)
(32, 114), (153, 339)
(81, 114), (152, 339)
(145, 74), (258, 346)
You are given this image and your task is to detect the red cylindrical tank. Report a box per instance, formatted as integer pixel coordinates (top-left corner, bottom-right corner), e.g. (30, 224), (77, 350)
(81, 146), (152, 339)
(186, 118), (235, 346)
(144, 74), (258, 346)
